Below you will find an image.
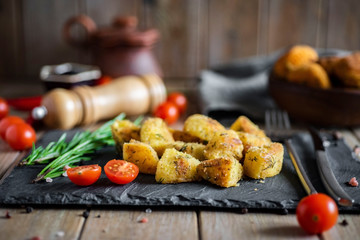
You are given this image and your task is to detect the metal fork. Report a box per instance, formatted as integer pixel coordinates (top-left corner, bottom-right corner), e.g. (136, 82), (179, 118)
(265, 109), (292, 142)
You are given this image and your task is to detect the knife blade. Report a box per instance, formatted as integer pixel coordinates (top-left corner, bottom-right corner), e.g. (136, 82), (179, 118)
(308, 126), (354, 207)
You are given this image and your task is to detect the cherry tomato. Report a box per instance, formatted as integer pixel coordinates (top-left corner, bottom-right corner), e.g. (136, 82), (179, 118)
(5, 122), (36, 150)
(67, 165), (102, 186)
(153, 101), (179, 124)
(104, 159), (139, 184)
(0, 98), (9, 120)
(167, 92), (187, 114)
(0, 116), (25, 140)
(96, 75), (112, 85)
(296, 193), (338, 234)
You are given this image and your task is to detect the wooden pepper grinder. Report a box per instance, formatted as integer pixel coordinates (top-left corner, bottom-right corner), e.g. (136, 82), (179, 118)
(32, 74), (166, 129)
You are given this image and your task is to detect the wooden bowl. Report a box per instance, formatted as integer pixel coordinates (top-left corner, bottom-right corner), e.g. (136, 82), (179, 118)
(268, 75), (360, 127)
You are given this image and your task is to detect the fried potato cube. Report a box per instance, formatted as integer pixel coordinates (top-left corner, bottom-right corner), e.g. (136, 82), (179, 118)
(183, 114), (225, 143)
(169, 128), (203, 143)
(197, 158), (243, 188)
(153, 141), (206, 160)
(123, 140), (159, 175)
(111, 119), (141, 155)
(287, 62), (331, 89)
(237, 132), (271, 157)
(230, 115), (267, 139)
(243, 142), (284, 179)
(140, 117), (174, 156)
(155, 148), (201, 184)
(168, 141), (206, 161)
(204, 130), (243, 162)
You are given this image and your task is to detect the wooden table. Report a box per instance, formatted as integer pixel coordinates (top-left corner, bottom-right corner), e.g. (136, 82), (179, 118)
(0, 82), (359, 240)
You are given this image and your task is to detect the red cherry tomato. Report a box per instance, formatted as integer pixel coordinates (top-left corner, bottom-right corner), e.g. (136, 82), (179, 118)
(154, 101), (179, 124)
(104, 159), (139, 184)
(167, 92), (187, 114)
(296, 193), (338, 234)
(0, 116), (25, 140)
(5, 122), (36, 150)
(0, 98), (9, 120)
(96, 75), (112, 85)
(67, 165), (102, 186)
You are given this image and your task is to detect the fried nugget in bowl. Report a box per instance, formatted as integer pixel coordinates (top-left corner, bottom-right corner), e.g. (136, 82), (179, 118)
(287, 62), (331, 89)
(334, 52), (360, 88)
(273, 45), (318, 78)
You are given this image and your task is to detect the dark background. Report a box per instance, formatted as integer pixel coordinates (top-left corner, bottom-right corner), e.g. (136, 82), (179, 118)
(1, 0), (360, 88)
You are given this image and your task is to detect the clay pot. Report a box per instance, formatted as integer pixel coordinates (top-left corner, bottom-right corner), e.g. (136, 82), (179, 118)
(63, 15), (162, 78)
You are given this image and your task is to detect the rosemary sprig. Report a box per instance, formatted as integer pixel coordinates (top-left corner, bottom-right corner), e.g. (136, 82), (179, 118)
(25, 113), (127, 183)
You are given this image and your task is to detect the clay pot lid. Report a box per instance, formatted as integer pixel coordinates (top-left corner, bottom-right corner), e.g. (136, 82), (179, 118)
(92, 16), (159, 48)
(63, 15), (159, 48)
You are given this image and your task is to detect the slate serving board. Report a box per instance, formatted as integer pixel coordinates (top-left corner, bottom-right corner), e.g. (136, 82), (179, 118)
(0, 129), (359, 213)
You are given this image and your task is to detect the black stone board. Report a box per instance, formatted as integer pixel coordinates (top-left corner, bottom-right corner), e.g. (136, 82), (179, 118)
(0, 130), (359, 213)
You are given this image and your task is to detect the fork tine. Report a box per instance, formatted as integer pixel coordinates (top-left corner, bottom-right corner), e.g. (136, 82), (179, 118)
(277, 110), (284, 129)
(283, 111), (291, 130)
(265, 109), (292, 141)
(265, 110), (272, 133)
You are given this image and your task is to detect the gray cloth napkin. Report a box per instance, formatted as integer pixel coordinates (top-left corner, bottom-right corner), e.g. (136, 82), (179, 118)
(199, 48), (351, 125)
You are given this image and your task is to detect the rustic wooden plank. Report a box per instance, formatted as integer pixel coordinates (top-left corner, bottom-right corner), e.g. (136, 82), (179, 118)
(322, 215), (360, 240)
(267, 0), (323, 53)
(208, 0), (260, 66)
(22, 0), (81, 77)
(199, 212), (319, 240)
(0, 0), (24, 79)
(84, 0), (140, 26)
(0, 141), (22, 180)
(142, 0), (207, 80)
(326, 0), (360, 50)
(0, 208), (85, 240)
(80, 209), (198, 240)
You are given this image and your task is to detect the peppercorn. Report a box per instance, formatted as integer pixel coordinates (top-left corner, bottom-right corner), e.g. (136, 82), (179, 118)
(26, 206), (34, 213)
(82, 210), (90, 219)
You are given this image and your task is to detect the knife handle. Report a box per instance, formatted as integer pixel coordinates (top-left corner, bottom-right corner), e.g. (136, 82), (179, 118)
(285, 139), (317, 195)
(316, 151), (354, 207)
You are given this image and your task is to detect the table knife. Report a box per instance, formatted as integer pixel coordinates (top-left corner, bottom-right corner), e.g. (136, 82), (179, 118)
(308, 126), (354, 207)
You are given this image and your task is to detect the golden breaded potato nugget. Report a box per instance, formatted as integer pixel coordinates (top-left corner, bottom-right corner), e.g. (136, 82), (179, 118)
(204, 130), (243, 162)
(197, 158), (243, 188)
(273, 53), (290, 79)
(155, 148), (201, 184)
(183, 114), (225, 143)
(273, 45), (318, 78)
(243, 143), (284, 179)
(140, 117), (174, 156)
(287, 62), (331, 89)
(334, 52), (360, 88)
(230, 116), (267, 138)
(111, 119), (140, 155)
(318, 56), (341, 76)
(286, 45), (318, 70)
(123, 140), (159, 175)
